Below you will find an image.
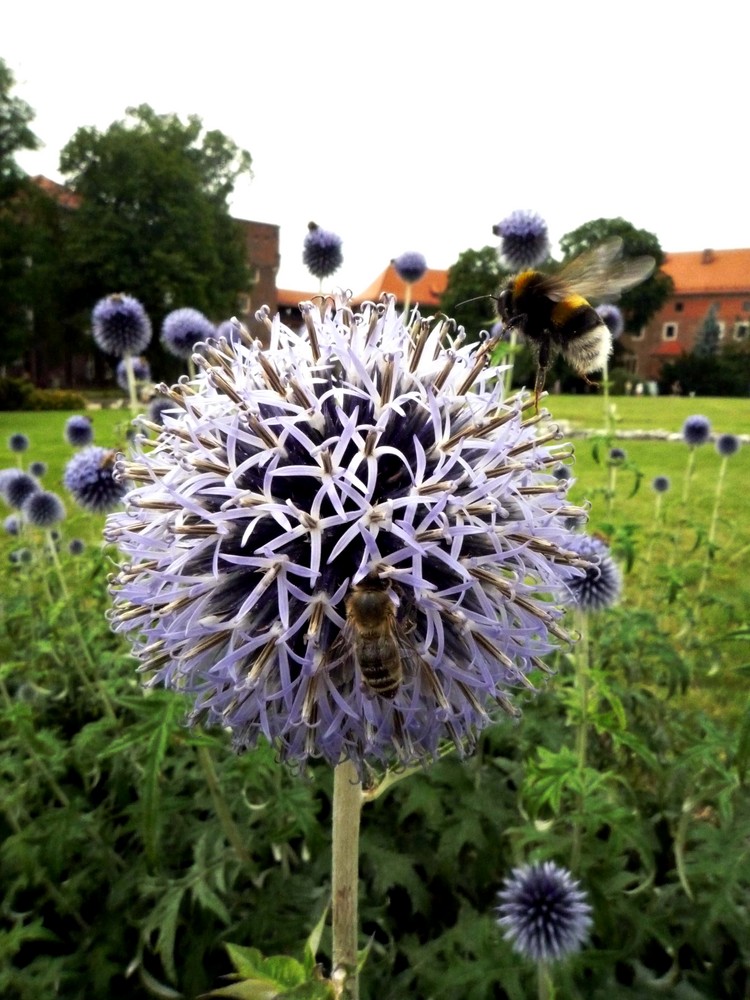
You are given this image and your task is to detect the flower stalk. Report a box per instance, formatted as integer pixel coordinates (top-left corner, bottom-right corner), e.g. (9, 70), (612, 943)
(332, 758), (363, 1000)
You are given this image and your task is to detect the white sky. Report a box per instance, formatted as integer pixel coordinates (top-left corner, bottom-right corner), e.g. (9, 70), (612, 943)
(4, 1), (748, 295)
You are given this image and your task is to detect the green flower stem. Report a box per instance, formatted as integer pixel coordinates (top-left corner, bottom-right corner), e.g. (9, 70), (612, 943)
(538, 961), (555, 1000)
(681, 447), (697, 504)
(606, 463), (618, 518)
(570, 608), (589, 872)
(402, 283), (413, 323)
(332, 758), (363, 1000)
(124, 353), (139, 414)
(44, 531), (117, 721)
(504, 328), (518, 398)
(698, 454), (728, 595)
(196, 743), (252, 864)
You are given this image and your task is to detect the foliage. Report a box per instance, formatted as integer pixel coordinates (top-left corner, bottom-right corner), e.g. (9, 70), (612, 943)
(658, 343), (750, 397)
(438, 246), (509, 342)
(694, 304), (721, 358)
(0, 378), (33, 410)
(0, 57), (39, 190)
(559, 217), (673, 333)
(58, 104), (253, 375)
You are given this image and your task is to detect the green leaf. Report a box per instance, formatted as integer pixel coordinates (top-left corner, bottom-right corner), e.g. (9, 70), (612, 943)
(735, 699), (750, 784)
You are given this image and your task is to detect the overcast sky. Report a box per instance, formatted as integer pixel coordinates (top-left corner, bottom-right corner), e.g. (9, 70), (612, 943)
(5, 1), (748, 297)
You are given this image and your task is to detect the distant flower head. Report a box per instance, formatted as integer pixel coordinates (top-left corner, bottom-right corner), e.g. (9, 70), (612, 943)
(161, 308), (216, 360)
(596, 303), (625, 340)
(0, 467), (17, 499)
(29, 461), (47, 478)
(552, 464), (573, 481)
(68, 538), (86, 556)
(4, 514), (20, 535)
(65, 415), (94, 448)
(92, 294), (152, 356)
(303, 222), (343, 280)
(64, 447), (128, 513)
(652, 475), (671, 493)
(716, 433), (741, 457)
(9, 548), (32, 565)
(493, 210), (550, 270)
(4, 471), (39, 510)
(496, 861), (592, 963)
(608, 447), (626, 463)
(682, 414), (711, 447)
(392, 251), (427, 285)
(23, 490), (66, 528)
(147, 396), (176, 426)
(106, 295), (593, 773)
(116, 355), (151, 391)
(564, 534), (622, 611)
(8, 433), (29, 454)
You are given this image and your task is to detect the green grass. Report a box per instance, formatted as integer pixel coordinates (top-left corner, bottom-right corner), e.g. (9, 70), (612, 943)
(541, 393), (750, 435)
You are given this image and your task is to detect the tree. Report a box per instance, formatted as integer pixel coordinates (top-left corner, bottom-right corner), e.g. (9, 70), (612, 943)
(438, 246), (509, 341)
(0, 57), (39, 191)
(559, 217), (673, 332)
(694, 303), (721, 358)
(59, 105), (253, 366)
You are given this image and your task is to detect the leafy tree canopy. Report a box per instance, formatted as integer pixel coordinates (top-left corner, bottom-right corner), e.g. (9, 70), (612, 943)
(0, 57), (39, 192)
(559, 217), (673, 332)
(438, 246), (509, 342)
(59, 105), (253, 330)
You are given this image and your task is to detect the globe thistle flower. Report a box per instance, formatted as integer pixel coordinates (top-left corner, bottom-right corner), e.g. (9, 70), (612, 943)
(8, 432), (29, 454)
(564, 534), (622, 612)
(4, 471), (39, 510)
(116, 355), (151, 391)
(68, 538), (86, 556)
(596, 303), (625, 340)
(29, 461), (47, 478)
(493, 210), (550, 270)
(4, 514), (21, 535)
(392, 251), (427, 285)
(716, 433), (740, 457)
(682, 414), (711, 447)
(161, 308), (216, 360)
(64, 446), (128, 514)
(106, 295), (594, 773)
(552, 464), (573, 482)
(147, 396), (176, 426)
(23, 490), (66, 528)
(608, 447), (626, 463)
(652, 475), (670, 493)
(65, 415), (94, 448)
(92, 293), (152, 356)
(496, 861), (592, 962)
(9, 547), (32, 565)
(303, 222), (343, 281)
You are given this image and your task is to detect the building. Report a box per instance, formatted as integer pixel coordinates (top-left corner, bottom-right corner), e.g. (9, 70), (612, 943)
(621, 248), (750, 381)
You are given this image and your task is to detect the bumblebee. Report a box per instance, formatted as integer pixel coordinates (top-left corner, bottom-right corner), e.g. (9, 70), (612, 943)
(495, 238), (655, 405)
(342, 575), (405, 699)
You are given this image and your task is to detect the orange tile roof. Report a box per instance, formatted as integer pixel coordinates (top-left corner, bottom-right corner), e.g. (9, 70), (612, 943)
(352, 264), (448, 307)
(661, 248), (750, 294)
(31, 175), (81, 209)
(277, 287), (319, 308)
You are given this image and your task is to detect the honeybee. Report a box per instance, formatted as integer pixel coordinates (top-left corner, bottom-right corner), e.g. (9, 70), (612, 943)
(343, 575), (404, 699)
(495, 238), (655, 405)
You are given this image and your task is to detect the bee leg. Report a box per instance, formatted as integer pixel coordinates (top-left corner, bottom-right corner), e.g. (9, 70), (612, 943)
(533, 340), (551, 411)
(580, 372), (600, 389)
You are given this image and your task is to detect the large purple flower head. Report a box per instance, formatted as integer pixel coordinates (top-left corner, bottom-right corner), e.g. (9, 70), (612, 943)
(64, 446), (128, 513)
(92, 294), (152, 356)
(496, 861), (592, 962)
(65, 415), (94, 448)
(493, 210), (550, 270)
(161, 308), (216, 360)
(116, 356), (152, 391)
(303, 222), (343, 281)
(392, 251), (427, 285)
(105, 295), (593, 773)
(682, 414), (711, 447)
(23, 490), (66, 528)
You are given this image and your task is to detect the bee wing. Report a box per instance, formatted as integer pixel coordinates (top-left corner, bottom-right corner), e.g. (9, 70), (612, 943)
(545, 237), (656, 303)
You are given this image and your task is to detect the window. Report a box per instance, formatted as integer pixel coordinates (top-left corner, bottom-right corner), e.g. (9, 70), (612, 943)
(662, 322), (678, 340)
(734, 322), (749, 341)
(674, 301), (684, 312)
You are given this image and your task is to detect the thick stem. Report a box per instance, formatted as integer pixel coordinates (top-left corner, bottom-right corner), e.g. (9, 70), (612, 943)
(332, 758), (363, 999)
(124, 353), (139, 414)
(681, 447), (696, 504)
(196, 743), (252, 863)
(538, 961), (555, 1000)
(570, 608), (589, 872)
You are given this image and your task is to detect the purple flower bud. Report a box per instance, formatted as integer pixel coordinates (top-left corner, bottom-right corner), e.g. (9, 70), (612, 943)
(493, 210), (550, 270)
(65, 415), (94, 448)
(303, 222), (343, 280)
(5, 471), (39, 510)
(716, 433), (740, 457)
(8, 433), (29, 454)
(161, 308), (216, 360)
(92, 294), (152, 356)
(564, 534), (622, 612)
(392, 251), (427, 285)
(23, 490), (66, 528)
(64, 447), (128, 513)
(651, 475), (670, 493)
(682, 414), (711, 447)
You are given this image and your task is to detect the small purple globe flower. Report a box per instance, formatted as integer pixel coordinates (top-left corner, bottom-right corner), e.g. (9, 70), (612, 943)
(92, 294), (152, 357)
(564, 534), (622, 612)
(29, 461), (47, 478)
(116, 356), (152, 391)
(596, 303), (625, 340)
(4, 514), (21, 536)
(8, 433), (29, 454)
(4, 471), (39, 510)
(496, 861), (592, 962)
(652, 475), (670, 493)
(716, 433), (740, 457)
(65, 415), (94, 448)
(493, 210), (550, 270)
(392, 251), (427, 285)
(68, 538), (86, 556)
(303, 222), (343, 280)
(682, 414), (711, 447)
(106, 294), (596, 773)
(64, 446), (128, 513)
(608, 447), (627, 463)
(23, 490), (66, 529)
(161, 308), (216, 360)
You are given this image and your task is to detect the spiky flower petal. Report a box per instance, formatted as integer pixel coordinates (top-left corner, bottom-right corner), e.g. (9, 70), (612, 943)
(392, 251), (427, 285)
(92, 294), (152, 356)
(564, 534), (621, 611)
(496, 861), (592, 962)
(64, 447), (128, 513)
(682, 414), (711, 447)
(303, 222), (343, 280)
(65, 415), (94, 448)
(493, 210), (550, 270)
(161, 308), (216, 360)
(106, 296), (593, 772)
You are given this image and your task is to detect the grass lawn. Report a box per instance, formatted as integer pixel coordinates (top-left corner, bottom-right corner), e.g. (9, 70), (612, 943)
(540, 392), (750, 435)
